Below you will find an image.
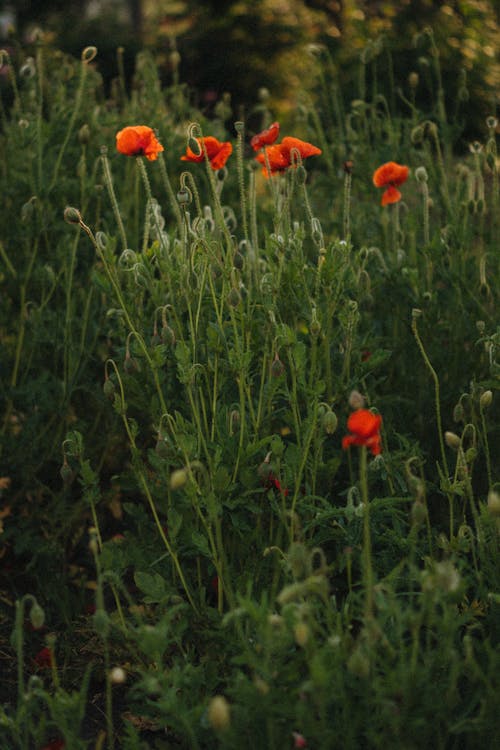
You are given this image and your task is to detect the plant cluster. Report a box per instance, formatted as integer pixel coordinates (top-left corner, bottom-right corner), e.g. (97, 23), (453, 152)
(0, 34), (498, 750)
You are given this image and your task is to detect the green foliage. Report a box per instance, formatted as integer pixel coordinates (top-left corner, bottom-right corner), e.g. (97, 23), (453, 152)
(0, 35), (499, 749)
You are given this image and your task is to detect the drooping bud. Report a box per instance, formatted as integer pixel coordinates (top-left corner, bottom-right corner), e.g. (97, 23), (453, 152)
(110, 666), (127, 684)
(29, 600), (45, 630)
(415, 166), (428, 183)
(348, 390), (365, 410)
(479, 390), (492, 410)
(322, 409), (338, 435)
(487, 490), (500, 517)
(444, 431), (461, 450)
(207, 696), (231, 731)
(64, 206), (82, 225)
(271, 353), (285, 378)
(170, 468), (188, 491)
(293, 621), (310, 648)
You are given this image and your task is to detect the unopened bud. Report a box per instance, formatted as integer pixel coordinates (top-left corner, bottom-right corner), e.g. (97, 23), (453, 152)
(479, 390), (492, 409)
(348, 390), (365, 410)
(103, 378), (115, 399)
(60, 459), (73, 485)
(322, 410), (338, 435)
(110, 666), (127, 684)
(170, 468), (188, 490)
(207, 695), (231, 731)
(64, 206), (82, 225)
(271, 353), (285, 378)
(445, 431), (461, 450)
(30, 601), (45, 630)
(227, 287), (241, 307)
(487, 490), (500, 517)
(294, 622), (310, 648)
(408, 71), (419, 88)
(93, 608), (109, 637)
(78, 124), (90, 144)
(415, 166), (428, 183)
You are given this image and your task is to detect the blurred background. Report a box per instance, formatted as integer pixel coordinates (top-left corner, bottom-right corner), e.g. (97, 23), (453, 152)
(1, 1), (499, 133)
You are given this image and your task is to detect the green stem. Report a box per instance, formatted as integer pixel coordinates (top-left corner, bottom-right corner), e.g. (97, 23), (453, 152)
(360, 446), (374, 620)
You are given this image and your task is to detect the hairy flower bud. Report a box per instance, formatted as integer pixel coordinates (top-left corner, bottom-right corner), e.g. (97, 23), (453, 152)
(64, 206), (82, 225)
(170, 468), (188, 491)
(479, 390), (492, 410)
(207, 696), (231, 731)
(445, 431), (461, 450)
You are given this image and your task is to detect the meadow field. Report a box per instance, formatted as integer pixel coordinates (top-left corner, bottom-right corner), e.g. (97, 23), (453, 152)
(0, 30), (499, 749)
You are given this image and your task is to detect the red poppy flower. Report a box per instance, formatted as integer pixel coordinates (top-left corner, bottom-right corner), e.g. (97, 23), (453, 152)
(255, 136), (322, 177)
(181, 136), (232, 170)
(250, 122), (280, 151)
(40, 740), (65, 750)
(34, 646), (53, 669)
(373, 161), (409, 206)
(115, 126), (164, 161)
(342, 409), (382, 456)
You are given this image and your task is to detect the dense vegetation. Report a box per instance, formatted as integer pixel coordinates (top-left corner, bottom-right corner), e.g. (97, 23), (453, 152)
(0, 27), (499, 750)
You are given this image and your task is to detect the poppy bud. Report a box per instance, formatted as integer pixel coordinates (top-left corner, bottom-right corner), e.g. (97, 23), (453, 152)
(229, 409), (240, 435)
(60, 459), (73, 485)
(294, 622), (310, 648)
(408, 72), (419, 88)
(271, 353), (285, 378)
(64, 206), (82, 225)
(234, 121), (244, 134)
(453, 402), (465, 423)
(410, 126), (424, 144)
(343, 160), (354, 174)
(155, 437), (169, 459)
(170, 468), (188, 490)
(486, 116), (498, 130)
(169, 50), (181, 69)
(480, 390), (492, 409)
(78, 124), (90, 144)
(295, 165), (307, 185)
(188, 136), (202, 156)
(323, 409), (338, 435)
(445, 431), (461, 450)
(487, 490), (500, 517)
(103, 378), (115, 400)
(415, 166), (428, 183)
(123, 354), (139, 374)
(161, 324), (176, 346)
(21, 199), (36, 223)
(207, 696), (231, 731)
(227, 288), (241, 307)
(233, 251), (244, 270)
(110, 666), (127, 684)
(30, 601), (45, 630)
(348, 390), (365, 410)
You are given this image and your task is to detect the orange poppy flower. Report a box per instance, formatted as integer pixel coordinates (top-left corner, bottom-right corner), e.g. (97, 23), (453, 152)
(373, 161), (409, 206)
(181, 136), (232, 170)
(342, 409), (382, 456)
(256, 136), (322, 177)
(250, 121), (280, 151)
(116, 125), (164, 161)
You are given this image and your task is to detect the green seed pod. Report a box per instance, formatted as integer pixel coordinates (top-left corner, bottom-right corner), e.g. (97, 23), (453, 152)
(207, 696), (231, 731)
